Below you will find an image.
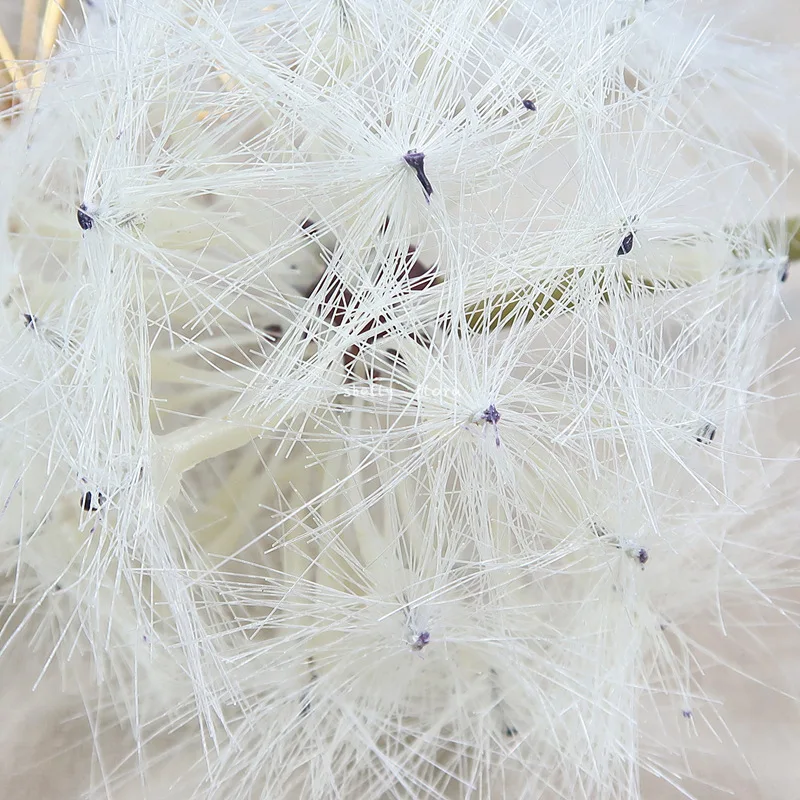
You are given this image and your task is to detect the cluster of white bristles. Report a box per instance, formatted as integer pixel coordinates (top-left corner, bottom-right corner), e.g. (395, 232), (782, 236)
(0, 0), (797, 797)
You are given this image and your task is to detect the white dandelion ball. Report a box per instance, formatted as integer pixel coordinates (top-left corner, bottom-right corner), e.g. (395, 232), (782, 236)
(0, 0), (798, 798)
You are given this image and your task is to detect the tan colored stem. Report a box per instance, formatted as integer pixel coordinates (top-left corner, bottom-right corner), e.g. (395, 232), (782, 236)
(0, 24), (27, 94)
(20, 0), (43, 62)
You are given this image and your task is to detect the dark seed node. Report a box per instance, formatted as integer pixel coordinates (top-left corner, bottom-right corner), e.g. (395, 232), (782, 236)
(411, 631), (430, 651)
(503, 724), (518, 737)
(682, 709), (692, 719)
(522, 99), (536, 111)
(617, 231), (634, 256)
(403, 150), (433, 202)
(77, 203), (94, 231)
(481, 404), (501, 446)
(23, 313), (37, 329)
(403, 150), (425, 171)
(637, 548), (648, 565)
(481, 404), (501, 425)
(696, 423), (715, 444)
(591, 522), (609, 539)
(780, 260), (789, 283)
(80, 490), (105, 512)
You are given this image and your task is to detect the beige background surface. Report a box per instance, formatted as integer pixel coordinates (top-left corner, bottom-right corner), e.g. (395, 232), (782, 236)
(1, 1), (800, 798)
